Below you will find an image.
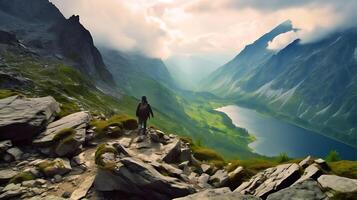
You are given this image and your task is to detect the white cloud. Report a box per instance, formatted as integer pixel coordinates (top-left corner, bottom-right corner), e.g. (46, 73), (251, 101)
(50, 0), (357, 62)
(268, 31), (298, 50)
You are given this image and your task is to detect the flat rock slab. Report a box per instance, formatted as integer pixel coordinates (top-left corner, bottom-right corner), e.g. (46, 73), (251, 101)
(267, 179), (326, 200)
(235, 163), (300, 199)
(173, 187), (261, 200)
(0, 169), (17, 183)
(33, 111), (91, 146)
(0, 95), (60, 142)
(70, 175), (95, 200)
(318, 175), (357, 193)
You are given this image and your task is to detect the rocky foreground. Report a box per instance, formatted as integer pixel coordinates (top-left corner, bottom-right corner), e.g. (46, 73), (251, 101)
(0, 95), (356, 200)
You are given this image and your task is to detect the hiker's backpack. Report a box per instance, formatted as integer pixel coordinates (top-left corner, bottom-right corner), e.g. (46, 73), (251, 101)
(138, 103), (150, 119)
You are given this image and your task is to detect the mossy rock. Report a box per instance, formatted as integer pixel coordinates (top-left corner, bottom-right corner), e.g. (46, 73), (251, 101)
(53, 128), (76, 142)
(9, 171), (35, 184)
(37, 159), (71, 177)
(95, 143), (118, 171)
(108, 115), (138, 130)
(90, 115), (138, 139)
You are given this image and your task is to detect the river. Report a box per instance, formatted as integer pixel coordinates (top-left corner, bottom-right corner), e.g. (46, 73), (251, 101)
(216, 105), (357, 160)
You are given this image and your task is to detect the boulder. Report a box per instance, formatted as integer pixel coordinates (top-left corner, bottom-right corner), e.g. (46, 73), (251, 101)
(0, 96), (60, 142)
(198, 173), (211, 188)
(173, 187), (262, 200)
(33, 111), (91, 147)
(6, 147), (23, 161)
(314, 159), (328, 169)
(201, 164), (212, 174)
(0, 169), (17, 183)
(36, 158), (72, 177)
(0, 140), (12, 154)
(162, 139), (182, 163)
(318, 175), (357, 193)
(235, 163), (300, 199)
(94, 157), (195, 199)
(294, 164), (321, 184)
(209, 169), (229, 187)
(179, 147), (192, 163)
(299, 156), (314, 169)
(227, 166), (244, 190)
(267, 179), (326, 200)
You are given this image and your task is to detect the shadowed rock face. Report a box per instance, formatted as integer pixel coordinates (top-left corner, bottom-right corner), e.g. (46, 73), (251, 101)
(0, 96), (60, 143)
(267, 179), (327, 200)
(0, 0), (115, 88)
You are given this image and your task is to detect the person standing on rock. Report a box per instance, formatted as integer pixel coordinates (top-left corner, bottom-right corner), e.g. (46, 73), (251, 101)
(136, 96), (154, 134)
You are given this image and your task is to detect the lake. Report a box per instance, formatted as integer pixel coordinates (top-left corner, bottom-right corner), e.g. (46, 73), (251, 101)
(216, 105), (357, 160)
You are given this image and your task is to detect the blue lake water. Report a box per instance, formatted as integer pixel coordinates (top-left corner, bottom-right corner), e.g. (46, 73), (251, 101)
(217, 105), (357, 160)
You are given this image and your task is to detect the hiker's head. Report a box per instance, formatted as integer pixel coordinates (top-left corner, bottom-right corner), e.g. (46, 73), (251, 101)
(141, 96), (147, 103)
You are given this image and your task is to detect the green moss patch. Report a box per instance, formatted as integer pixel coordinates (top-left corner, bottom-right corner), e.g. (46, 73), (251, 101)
(9, 171), (35, 184)
(95, 143), (118, 170)
(91, 115), (137, 138)
(328, 160), (357, 179)
(53, 128), (76, 142)
(0, 89), (22, 99)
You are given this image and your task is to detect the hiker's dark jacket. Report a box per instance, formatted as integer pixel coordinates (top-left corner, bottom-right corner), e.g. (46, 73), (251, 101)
(136, 102), (154, 120)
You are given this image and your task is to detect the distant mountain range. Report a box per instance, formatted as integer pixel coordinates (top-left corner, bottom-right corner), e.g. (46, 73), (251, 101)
(201, 20), (357, 147)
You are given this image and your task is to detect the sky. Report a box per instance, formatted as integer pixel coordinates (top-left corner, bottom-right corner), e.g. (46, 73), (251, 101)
(50, 0), (357, 75)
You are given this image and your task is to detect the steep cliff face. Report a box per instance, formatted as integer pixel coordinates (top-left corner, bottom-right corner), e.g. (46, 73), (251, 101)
(201, 21), (357, 147)
(50, 15), (115, 85)
(0, 0), (115, 87)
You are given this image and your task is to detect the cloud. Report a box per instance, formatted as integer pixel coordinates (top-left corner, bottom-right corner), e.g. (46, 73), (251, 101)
(50, 0), (173, 58)
(50, 0), (357, 62)
(268, 31), (298, 50)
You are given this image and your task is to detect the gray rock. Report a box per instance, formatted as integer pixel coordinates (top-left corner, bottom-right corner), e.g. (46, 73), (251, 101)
(0, 189), (25, 199)
(235, 163), (300, 199)
(0, 169), (17, 183)
(151, 161), (183, 178)
(180, 147), (192, 163)
(295, 164), (321, 184)
(227, 166), (244, 190)
(201, 164), (212, 174)
(6, 147), (23, 160)
(267, 179), (327, 200)
(173, 187), (261, 200)
(22, 180), (36, 187)
(33, 111), (91, 150)
(0, 140), (12, 154)
(299, 156), (315, 168)
(94, 157), (195, 199)
(70, 175), (95, 200)
(209, 169), (229, 187)
(314, 159), (328, 169)
(198, 173), (211, 188)
(54, 174), (62, 183)
(162, 140), (181, 163)
(62, 191), (71, 198)
(0, 96), (60, 142)
(3, 183), (21, 192)
(318, 175), (357, 193)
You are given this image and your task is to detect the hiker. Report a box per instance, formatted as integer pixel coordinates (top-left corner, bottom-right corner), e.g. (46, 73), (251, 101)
(136, 96), (154, 134)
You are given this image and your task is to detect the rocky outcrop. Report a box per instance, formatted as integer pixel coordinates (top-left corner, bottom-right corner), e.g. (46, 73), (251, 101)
(235, 163), (300, 199)
(173, 187), (262, 200)
(318, 175), (357, 193)
(33, 111), (91, 157)
(94, 156), (195, 200)
(294, 164), (321, 184)
(267, 179), (327, 200)
(0, 96), (60, 142)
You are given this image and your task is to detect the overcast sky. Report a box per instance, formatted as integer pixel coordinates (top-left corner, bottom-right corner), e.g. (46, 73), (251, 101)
(50, 0), (357, 64)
